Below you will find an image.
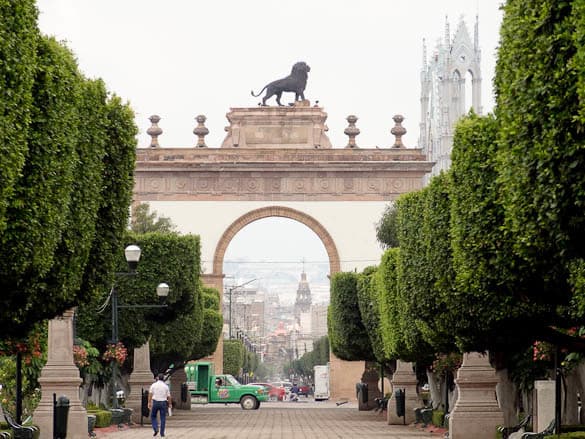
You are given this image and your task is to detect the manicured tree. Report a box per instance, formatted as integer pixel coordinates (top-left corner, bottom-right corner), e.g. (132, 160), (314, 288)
(356, 267), (389, 364)
(495, 0), (585, 318)
(394, 191), (435, 361)
(328, 272), (375, 361)
(449, 113), (522, 350)
(378, 248), (407, 360)
(77, 233), (202, 361)
(415, 172), (457, 352)
(78, 92), (137, 308)
(41, 78), (108, 308)
(0, 0), (38, 234)
(375, 204), (399, 249)
(0, 36), (81, 335)
(189, 286), (223, 361)
(223, 340), (245, 377)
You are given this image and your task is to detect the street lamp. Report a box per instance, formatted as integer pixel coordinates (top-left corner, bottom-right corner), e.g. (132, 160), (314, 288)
(110, 245), (170, 409)
(226, 278), (258, 339)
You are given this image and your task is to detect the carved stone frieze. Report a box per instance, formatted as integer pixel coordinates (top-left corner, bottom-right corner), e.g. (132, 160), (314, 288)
(134, 171), (424, 201)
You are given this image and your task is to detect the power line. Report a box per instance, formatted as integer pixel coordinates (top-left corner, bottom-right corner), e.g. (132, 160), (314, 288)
(207, 259), (380, 264)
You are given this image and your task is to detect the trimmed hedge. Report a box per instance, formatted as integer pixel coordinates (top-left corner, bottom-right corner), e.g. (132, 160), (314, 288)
(88, 409), (112, 428)
(223, 339), (245, 376)
(495, 0), (585, 315)
(328, 272), (375, 361)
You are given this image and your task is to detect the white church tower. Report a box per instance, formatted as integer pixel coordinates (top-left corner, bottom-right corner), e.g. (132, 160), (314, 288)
(419, 15), (482, 181)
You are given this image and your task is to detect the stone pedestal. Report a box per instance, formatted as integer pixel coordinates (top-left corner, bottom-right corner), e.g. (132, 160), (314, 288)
(534, 380), (555, 432)
(449, 352), (504, 439)
(127, 342), (154, 424)
(328, 353), (363, 401)
(33, 309), (87, 439)
(221, 104), (332, 149)
(387, 361), (419, 425)
(170, 368), (191, 410)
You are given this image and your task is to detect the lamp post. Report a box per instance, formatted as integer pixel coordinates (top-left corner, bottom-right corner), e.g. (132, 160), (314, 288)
(110, 245), (170, 409)
(227, 278), (258, 339)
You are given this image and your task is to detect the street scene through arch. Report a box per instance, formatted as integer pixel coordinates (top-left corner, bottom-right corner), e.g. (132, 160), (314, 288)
(221, 216), (331, 385)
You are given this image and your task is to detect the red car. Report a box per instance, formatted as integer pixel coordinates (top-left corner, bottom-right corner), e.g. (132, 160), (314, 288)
(249, 382), (286, 401)
(298, 384), (311, 397)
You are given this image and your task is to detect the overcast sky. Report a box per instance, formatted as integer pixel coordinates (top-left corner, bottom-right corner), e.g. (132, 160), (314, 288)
(36, 1), (503, 149)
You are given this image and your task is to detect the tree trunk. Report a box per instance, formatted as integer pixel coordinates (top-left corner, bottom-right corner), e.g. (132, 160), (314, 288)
(564, 368), (580, 424)
(426, 370), (442, 409)
(496, 368), (518, 427)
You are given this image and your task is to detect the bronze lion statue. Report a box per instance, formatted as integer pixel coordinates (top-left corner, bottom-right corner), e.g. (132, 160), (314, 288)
(251, 61), (310, 106)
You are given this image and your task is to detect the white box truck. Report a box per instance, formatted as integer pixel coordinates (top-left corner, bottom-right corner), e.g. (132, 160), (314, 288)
(313, 364), (330, 401)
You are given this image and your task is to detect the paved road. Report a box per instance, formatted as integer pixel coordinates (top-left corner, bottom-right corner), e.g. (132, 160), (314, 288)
(96, 400), (433, 439)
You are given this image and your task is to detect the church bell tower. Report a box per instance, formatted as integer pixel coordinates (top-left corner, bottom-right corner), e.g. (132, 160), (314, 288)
(419, 15), (482, 181)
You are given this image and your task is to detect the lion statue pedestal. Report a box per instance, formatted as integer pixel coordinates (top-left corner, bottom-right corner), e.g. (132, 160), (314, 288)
(221, 104), (332, 149)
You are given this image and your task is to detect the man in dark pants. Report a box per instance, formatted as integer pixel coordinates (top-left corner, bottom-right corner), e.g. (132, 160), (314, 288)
(148, 373), (171, 437)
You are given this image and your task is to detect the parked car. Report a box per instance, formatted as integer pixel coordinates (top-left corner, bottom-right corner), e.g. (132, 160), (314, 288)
(270, 381), (293, 399)
(250, 382), (286, 401)
(297, 384), (311, 397)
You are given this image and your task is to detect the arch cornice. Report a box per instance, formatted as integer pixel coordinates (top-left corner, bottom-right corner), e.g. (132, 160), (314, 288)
(212, 206), (341, 276)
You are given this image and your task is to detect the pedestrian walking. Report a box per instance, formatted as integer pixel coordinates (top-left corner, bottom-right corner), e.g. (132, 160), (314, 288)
(148, 373), (171, 437)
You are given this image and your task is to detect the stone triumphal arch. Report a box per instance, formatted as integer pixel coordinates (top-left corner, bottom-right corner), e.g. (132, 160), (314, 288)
(133, 103), (432, 399)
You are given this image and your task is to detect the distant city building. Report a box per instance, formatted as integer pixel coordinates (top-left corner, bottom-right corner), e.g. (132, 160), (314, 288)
(311, 303), (328, 339)
(419, 15), (482, 182)
(294, 271), (312, 321)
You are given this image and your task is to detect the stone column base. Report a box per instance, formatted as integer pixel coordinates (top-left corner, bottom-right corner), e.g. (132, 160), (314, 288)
(448, 352), (504, 439)
(387, 361), (419, 425)
(33, 310), (87, 439)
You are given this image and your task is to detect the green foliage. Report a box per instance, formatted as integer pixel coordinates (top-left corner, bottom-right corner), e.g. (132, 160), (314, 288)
(356, 268), (388, 363)
(223, 339), (245, 376)
(0, 36), (81, 333)
(189, 286), (223, 361)
(394, 192), (435, 361)
(0, 14), (138, 336)
(79, 92), (137, 308)
(375, 204), (399, 249)
(90, 410), (112, 428)
(286, 336), (329, 378)
(77, 233), (201, 372)
(131, 203), (176, 234)
(378, 248), (407, 360)
(449, 113), (529, 351)
(495, 0), (585, 312)
(328, 272), (375, 361)
(432, 410), (445, 428)
(0, 0), (38, 234)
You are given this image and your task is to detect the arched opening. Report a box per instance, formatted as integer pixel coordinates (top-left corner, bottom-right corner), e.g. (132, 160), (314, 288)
(212, 206), (340, 383)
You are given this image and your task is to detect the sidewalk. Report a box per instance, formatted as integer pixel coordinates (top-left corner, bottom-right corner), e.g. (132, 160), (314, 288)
(93, 401), (435, 439)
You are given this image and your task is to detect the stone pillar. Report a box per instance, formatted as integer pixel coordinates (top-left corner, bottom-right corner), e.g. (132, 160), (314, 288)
(34, 309), (87, 439)
(534, 380), (555, 433)
(328, 353), (363, 401)
(387, 361), (419, 425)
(170, 368), (191, 410)
(127, 342), (154, 424)
(449, 352), (504, 439)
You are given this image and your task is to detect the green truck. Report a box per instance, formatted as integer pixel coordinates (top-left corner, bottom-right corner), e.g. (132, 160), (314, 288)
(184, 361), (268, 410)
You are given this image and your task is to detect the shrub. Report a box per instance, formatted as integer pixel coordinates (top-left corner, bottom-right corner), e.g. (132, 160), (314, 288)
(432, 410), (445, 428)
(92, 410), (112, 428)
